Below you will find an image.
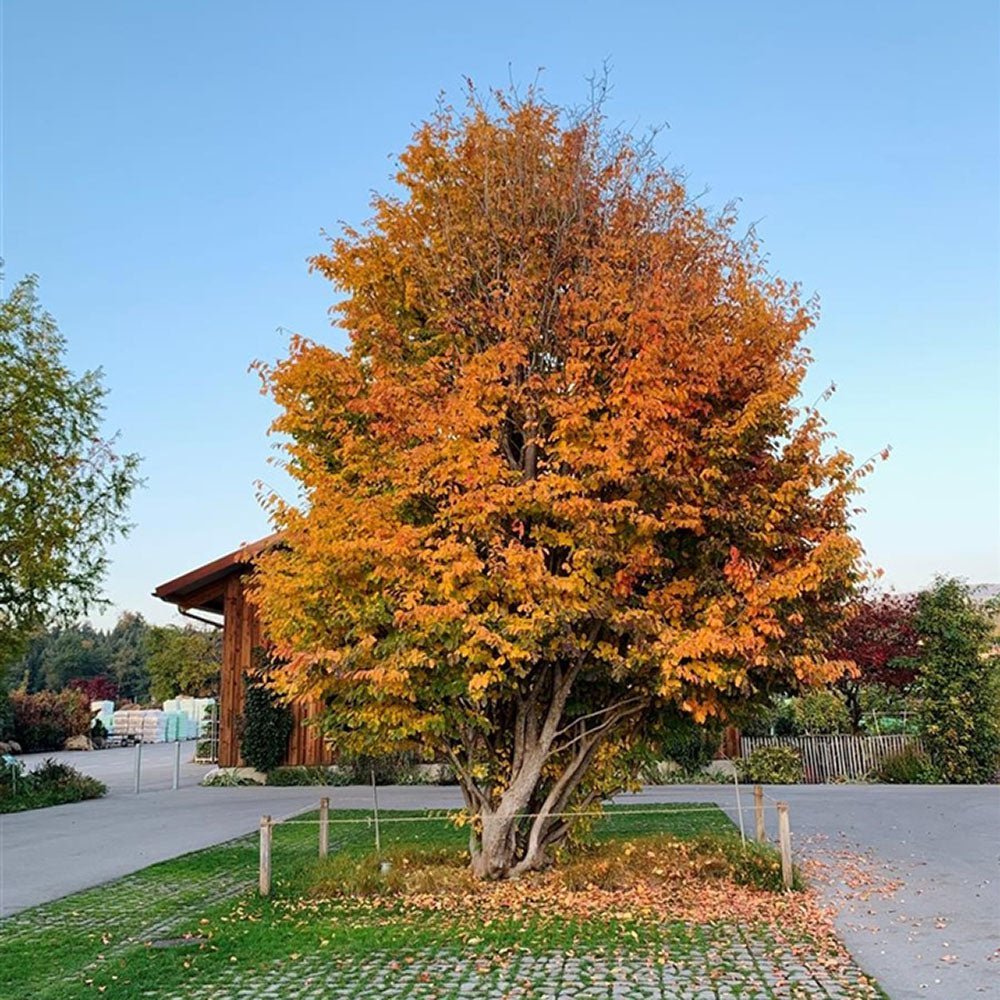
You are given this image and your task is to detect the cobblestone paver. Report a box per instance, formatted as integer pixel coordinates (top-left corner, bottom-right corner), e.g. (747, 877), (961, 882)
(1, 865), (251, 994)
(0, 869), (250, 946)
(144, 941), (882, 999)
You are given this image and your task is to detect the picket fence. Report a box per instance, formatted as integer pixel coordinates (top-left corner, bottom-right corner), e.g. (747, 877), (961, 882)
(740, 733), (920, 783)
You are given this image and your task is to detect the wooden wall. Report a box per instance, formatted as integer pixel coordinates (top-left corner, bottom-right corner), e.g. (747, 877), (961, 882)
(218, 571), (334, 768)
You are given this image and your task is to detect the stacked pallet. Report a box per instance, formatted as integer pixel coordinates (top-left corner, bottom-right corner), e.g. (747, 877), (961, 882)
(109, 709), (181, 743)
(108, 700), (217, 743)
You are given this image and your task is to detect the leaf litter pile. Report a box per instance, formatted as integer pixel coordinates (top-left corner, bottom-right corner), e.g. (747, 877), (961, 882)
(294, 834), (873, 977)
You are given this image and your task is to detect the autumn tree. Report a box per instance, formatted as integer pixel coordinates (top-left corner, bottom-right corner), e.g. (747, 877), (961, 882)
(252, 89), (867, 878)
(0, 275), (141, 668)
(828, 592), (920, 731)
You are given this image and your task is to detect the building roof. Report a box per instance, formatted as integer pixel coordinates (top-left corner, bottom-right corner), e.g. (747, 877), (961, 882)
(153, 533), (280, 615)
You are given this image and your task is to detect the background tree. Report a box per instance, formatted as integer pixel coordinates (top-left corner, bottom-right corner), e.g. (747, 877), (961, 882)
(145, 624), (221, 703)
(6, 614), (161, 702)
(915, 577), (999, 783)
(828, 592), (920, 731)
(34, 625), (108, 691)
(106, 612), (151, 701)
(252, 88), (867, 878)
(0, 275), (141, 668)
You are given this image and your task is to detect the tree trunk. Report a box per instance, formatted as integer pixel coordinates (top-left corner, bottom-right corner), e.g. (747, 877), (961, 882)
(470, 809), (522, 879)
(462, 671), (574, 879)
(460, 674), (647, 879)
(465, 733), (549, 878)
(845, 685), (863, 734)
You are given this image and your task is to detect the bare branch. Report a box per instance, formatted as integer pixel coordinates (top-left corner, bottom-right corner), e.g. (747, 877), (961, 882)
(552, 695), (647, 740)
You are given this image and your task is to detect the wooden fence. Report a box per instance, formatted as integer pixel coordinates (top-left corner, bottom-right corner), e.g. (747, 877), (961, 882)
(740, 733), (921, 783)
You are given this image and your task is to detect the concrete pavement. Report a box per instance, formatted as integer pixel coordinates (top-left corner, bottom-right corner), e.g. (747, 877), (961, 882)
(17, 740), (208, 794)
(623, 784), (1000, 1000)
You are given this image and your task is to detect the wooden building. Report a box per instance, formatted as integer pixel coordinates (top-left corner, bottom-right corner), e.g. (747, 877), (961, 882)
(154, 536), (332, 768)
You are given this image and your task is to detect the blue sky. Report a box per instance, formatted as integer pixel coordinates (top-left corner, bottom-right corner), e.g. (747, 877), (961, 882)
(3, 1), (997, 626)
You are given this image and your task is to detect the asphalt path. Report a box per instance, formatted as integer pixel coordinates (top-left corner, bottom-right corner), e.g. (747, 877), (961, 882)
(630, 784), (1000, 1000)
(16, 740), (207, 794)
(1, 747), (996, 999)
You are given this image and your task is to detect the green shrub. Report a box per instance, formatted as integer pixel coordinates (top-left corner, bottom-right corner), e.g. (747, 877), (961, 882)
(744, 691), (852, 739)
(30, 759), (78, 784)
(643, 765), (732, 785)
(655, 715), (722, 773)
(792, 689), (851, 735)
(916, 578), (1000, 783)
(10, 689), (91, 752)
(772, 701), (799, 736)
(239, 679), (293, 773)
(266, 766), (338, 786)
(874, 745), (939, 784)
(0, 757), (106, 813)
(733, 699), (776, 737)
(0, 687), (14, 741)
(737, 745), (803, 784)
(337, 751), (420, 785)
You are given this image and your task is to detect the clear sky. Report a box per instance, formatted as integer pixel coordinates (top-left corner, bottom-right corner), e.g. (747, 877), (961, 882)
(3, 1), (998, 627)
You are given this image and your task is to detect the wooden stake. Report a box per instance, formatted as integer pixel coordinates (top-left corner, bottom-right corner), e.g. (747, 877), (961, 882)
(319, 797), (329, 858)
(371, 767), (381, 854)
(777, 801), (793, 891)
(732, 766), (746, 844)
(259, 815), (272, 896)
(754, 785), (766, 842)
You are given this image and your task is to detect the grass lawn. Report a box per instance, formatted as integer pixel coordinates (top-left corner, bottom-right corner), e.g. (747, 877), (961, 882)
(0, 803), (885, 999)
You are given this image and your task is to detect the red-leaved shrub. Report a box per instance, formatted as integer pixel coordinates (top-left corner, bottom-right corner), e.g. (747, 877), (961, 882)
(10, 690), (92, 752)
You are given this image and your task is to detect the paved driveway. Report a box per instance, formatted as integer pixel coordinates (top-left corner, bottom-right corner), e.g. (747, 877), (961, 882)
(625, 784), (1000, 1000)
(17, 740), (208, 794)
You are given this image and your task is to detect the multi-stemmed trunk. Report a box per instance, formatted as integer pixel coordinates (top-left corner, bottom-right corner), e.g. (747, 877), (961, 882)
(453, 661), (648, 880)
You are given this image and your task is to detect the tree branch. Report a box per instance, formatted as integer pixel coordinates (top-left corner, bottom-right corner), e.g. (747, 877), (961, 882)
(552, 695), (647, 740)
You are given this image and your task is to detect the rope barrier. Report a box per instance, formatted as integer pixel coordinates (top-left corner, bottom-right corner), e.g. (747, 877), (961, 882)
(258, 787), (796, 894)
(271, 803), (776, 826)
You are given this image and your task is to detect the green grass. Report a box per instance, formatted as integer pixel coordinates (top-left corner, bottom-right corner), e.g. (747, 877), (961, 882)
(0, 804), (874, 1000)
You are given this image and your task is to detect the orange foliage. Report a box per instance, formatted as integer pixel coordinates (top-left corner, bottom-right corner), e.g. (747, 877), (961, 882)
(250, 87), (868, 874)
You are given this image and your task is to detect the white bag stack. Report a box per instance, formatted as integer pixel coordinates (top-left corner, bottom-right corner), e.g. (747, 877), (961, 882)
(111, 709), (142, 737)
(139, 710), (168, 743)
